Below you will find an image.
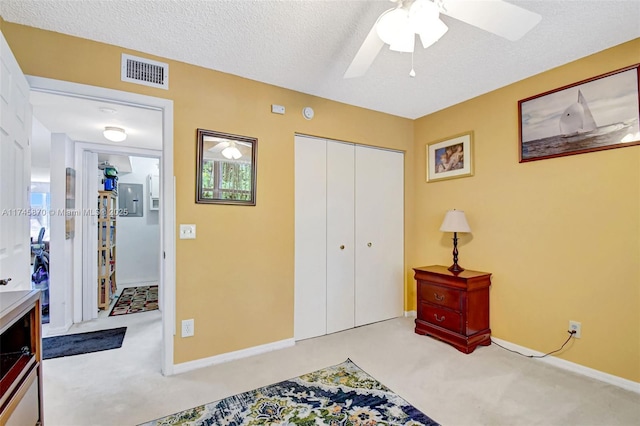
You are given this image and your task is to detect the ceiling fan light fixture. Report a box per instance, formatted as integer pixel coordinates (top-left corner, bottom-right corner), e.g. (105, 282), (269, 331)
(389, 29), (415, 53)
(103, 126), (127, 142)
(221, 142), (242, 160)
(376, 8), (409, 46)
(409, 0), (440, 33)
(418, 19), (449, 49)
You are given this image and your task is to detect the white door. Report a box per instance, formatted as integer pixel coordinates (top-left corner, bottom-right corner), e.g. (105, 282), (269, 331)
(294, 135), (327, 340)
(326, 141), (355, 334)
(354, 146), (404, 326)
(0, 31), (32, 292)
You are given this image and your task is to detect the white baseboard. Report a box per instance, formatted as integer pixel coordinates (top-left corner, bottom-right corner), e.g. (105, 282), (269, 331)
(492, 337), (640, 394)
(404, 310), (417, 317)
(44, 322), (72, 337)
(173, 338), (295, 375)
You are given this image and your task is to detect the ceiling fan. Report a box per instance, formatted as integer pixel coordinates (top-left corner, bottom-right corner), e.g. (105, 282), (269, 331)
(206, 138), (252, 160)
(344, 0), (542, 78)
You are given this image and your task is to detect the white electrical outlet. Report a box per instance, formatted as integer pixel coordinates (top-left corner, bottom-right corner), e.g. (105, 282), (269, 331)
(569, 320), (581, 338)
(182, 319), (194, 337)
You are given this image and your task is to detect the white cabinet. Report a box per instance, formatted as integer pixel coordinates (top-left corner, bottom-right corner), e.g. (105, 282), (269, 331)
(148, 173), (159, 210)
(294, 135), (404, 341)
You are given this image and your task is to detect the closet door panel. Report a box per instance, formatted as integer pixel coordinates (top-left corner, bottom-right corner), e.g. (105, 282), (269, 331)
(294, 135), (327, 340)
(355, 146), (404, 326)
(326, 142), (355, 334)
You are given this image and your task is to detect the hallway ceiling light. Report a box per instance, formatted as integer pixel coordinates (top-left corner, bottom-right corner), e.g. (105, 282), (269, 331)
(103, 126), (127, 142)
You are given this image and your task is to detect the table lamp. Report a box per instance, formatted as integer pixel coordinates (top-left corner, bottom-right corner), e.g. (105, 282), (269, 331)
(440, 209), (471, 273)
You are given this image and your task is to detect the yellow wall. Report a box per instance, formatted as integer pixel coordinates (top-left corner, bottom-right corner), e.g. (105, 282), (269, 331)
(413, 39), (640, 381)
(2, 18), (638, 382)
(0, 22), (415, 364)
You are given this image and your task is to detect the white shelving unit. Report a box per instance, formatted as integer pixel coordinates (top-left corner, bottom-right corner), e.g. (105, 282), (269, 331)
(97, 191), (117, 310)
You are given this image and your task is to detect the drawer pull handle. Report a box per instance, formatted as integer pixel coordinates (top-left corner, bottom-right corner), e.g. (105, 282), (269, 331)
(434, 293), (444, 301)
(434, 314), (445, 322)
(340, 245), (345, 250)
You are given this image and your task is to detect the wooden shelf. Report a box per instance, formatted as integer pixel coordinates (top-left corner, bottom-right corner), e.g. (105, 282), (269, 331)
(97, 191), (117, 310)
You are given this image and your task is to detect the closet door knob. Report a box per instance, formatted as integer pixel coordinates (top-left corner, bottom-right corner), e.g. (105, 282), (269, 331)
(367, 242), (372, 247)
(340, 245), (345, 250)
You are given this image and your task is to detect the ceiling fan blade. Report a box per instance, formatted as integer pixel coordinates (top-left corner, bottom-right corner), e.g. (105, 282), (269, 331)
(207, 141), (229, 151)
(344, 22), (386, 78)
(440, 0), (542, 41)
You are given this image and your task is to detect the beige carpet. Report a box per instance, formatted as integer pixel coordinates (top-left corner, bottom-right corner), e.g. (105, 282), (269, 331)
(42, 314), (639, 425)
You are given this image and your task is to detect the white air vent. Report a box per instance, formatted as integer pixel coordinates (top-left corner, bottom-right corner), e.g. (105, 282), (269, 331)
(121, 53), (169, 90)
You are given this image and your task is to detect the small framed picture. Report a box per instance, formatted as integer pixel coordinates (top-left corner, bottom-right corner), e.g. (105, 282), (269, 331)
(426, 131), (474, 182)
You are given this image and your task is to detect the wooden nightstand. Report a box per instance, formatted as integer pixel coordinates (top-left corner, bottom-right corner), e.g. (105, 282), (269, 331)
(414, 265), (492, 354)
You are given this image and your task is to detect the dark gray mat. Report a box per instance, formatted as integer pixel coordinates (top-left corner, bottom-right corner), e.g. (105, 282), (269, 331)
(43, 327), (127, 360)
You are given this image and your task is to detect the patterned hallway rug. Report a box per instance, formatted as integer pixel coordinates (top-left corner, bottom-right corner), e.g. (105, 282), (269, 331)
(109, 285), (158, 316)
(139, 359), (439, 425)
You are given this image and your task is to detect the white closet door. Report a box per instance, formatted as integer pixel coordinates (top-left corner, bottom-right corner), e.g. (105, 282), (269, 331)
(326, 141), (355, 334)
(294, 135), (327, 340)
(355, 146), (404, 326)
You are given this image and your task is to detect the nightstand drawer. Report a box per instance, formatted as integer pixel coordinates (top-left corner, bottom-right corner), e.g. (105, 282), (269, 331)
(419, 282), (461, 310)
(418, 303), (462, 333)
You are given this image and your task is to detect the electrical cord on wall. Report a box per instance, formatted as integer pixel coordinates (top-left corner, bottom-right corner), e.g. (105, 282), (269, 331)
(491, 330), (576, 359)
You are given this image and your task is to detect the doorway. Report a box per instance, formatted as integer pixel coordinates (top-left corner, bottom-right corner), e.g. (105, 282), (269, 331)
(27, 76), (176, 375)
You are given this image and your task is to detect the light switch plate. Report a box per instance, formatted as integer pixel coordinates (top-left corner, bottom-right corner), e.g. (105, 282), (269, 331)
(179, 224), (196, 239)
(271, 104), (285, 114)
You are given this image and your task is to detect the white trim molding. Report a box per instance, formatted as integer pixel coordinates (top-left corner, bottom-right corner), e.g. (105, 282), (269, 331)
(404, 310), (417, 317)
(26, 75), (176, 377)
(492, 337), (640, 394)
(173, 339), (295, 375)
(43, 323), (72, 338)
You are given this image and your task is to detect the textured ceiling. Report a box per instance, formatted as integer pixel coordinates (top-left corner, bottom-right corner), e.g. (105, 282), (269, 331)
(1, 0), (639, 119)
(30, 91), (163, 150)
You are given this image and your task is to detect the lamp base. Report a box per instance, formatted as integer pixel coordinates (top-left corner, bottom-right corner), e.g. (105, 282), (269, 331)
(448, 263), (465, 273)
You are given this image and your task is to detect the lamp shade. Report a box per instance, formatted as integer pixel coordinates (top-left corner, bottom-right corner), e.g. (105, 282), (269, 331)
(440, 209), (471, 233)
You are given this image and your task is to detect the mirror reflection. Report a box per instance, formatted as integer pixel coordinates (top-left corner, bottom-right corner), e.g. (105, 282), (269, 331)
(196, 129), (257, 205)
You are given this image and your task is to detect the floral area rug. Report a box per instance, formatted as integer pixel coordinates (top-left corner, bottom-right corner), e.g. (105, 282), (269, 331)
(140, 359), (439, 425)
(109, 285), (158, 316)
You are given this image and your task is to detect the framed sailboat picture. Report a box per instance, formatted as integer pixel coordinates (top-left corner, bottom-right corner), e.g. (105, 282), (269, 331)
(519, 64), (640, 162)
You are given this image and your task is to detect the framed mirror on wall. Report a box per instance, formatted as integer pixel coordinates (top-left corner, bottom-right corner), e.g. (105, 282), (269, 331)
(196, 128), (258, 205)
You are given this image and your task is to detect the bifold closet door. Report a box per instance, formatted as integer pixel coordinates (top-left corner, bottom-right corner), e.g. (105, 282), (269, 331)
(326, 141), (355, 334)
(354, 146), (404, 326)
(294, 135), (327, 340)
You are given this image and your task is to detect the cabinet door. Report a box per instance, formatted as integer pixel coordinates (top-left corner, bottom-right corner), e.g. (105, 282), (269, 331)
(294, 135), (327, 340)
(354, 146), (404, 326)
(326, 141), (355, 334)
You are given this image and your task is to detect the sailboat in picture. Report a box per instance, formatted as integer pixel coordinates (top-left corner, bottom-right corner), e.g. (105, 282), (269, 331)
(559, 90), (597, 138)
(520, 65), (640, 162)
